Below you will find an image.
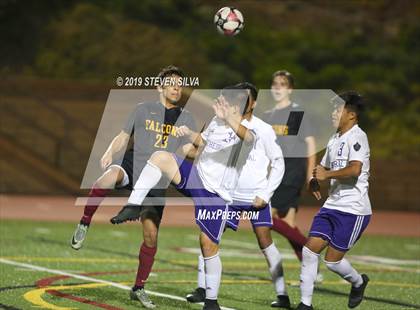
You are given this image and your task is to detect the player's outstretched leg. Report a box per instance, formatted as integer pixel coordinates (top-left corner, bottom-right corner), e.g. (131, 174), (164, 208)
(324, 246), (369, 309)
(71, 166), (123, 249)
(186, 255), (206, 303)
(111, 151), (181, 224)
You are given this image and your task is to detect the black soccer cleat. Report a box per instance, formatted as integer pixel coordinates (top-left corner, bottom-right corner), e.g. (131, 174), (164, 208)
(348, 274), (369, 308)
(186, 287), (206, 303)
(203, 298), (221, 310)
(295, 302), (313, 310)
(271, 295), (291, 308)
(110, 204), (141, 224)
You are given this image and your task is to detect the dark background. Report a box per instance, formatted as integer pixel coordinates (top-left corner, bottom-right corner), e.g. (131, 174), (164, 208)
(0, 0), (419, 210)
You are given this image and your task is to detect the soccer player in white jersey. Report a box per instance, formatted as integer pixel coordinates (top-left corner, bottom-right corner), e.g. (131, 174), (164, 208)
(186, 85), (292, 308)
(297, 92), (371, 310)
(112, 83), (262, 310)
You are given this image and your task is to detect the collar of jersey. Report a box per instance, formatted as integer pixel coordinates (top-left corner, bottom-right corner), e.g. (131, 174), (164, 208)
(335, 124), (359, 139)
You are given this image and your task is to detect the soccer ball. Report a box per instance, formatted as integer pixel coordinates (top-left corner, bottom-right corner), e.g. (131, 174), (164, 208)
(214, 7), (244, 36)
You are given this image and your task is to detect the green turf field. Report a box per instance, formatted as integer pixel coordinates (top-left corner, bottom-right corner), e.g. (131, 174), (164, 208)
(1, 220), (419, 310)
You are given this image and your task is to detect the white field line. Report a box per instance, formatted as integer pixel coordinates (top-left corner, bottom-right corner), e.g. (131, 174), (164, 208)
(186, 235), (420, 269)
(0, 258), (236, 310)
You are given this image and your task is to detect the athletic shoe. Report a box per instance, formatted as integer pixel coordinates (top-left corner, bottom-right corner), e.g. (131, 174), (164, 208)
(295, 302), (313, 310)
(130, 288), (156, 309)
(70, 223), (89, 250)
(271, 295), (291, 308)
(203, 299), (221, 310)
(348, 274), (369, 308)
(110, 204), (141, 224)
(186, 287), (206, 303)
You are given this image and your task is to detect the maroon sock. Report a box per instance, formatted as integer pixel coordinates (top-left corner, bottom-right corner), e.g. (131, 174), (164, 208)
(80, 184), (110, 225)
(135, 243), (157, 288)
(288, 239), (303, 261)
(272, 217), (307, 259)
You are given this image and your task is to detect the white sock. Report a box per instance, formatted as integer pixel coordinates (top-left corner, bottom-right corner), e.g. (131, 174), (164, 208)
(300, 246), (319, 306)
(127, 161), (162, 205)
(325, 258), (363, 287)
(262, 243), (287, 296)
(197, 255), (205, 289)
(204, 253), (222, 300)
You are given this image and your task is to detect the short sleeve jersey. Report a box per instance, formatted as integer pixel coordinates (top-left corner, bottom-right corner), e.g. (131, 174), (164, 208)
(123, 101), (196, 165)
(321, 124), (372, 215)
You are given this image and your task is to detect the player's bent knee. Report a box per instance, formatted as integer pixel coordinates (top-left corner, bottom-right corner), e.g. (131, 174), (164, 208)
(305, 236), (328, 253)
(324, 246), (346, 262)
(257, 237), (272, 249)
(143, 229), (158, 247)
(141, 209), (161, 227)
(200, 233), (218, 257)
(324, 260), (342, 272)
(149, 151), (171, 166)
(97, 167), (122, 188)
(254, 228), (272, 249)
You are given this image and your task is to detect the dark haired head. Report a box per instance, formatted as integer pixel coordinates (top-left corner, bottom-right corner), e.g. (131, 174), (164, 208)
(333, 91), (364, 118)
(221, 82), (258, 114)
(271, 70), (294, 88)
(222, 82), (258, 101)
(157, 65), (184, 80)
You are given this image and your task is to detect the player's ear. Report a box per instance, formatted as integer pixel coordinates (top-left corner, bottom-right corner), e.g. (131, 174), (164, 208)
(251, 100), (257, 109)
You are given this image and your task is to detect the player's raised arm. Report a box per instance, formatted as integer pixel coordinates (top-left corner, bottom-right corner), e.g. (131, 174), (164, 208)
(214, 95), (255, 144)
(100, 130), (130, 170)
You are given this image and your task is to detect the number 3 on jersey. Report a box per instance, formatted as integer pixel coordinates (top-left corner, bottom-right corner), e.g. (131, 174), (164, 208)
(154, 134), (168, 148)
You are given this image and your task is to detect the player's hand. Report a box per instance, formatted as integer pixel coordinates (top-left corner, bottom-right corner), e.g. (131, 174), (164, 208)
(100, 151), (112, 170)
(313, 165), (329, 181)
(309, 178), (322, 200)
(253, 196), (267, 209)
(176, 125), (192, 137)
(213, 95), (230, 120)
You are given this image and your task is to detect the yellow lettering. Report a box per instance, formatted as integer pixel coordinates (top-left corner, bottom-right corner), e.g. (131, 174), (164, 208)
(165, 124), (172, 134)
(148, 120), (155, 131)
(272, 125), (289, 136)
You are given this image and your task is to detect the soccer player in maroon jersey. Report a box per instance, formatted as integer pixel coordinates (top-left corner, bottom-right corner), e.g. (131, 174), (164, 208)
(71, 65), (196, 308)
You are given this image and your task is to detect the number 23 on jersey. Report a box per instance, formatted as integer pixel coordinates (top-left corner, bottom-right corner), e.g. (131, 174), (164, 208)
(154, 134), (168, 148)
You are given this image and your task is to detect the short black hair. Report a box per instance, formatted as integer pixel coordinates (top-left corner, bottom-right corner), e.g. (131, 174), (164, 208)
(333, 91), (364, 118)
(271, 70), (295, 88)
(157, 65), (184, 80)
(221, 82), (258, 114)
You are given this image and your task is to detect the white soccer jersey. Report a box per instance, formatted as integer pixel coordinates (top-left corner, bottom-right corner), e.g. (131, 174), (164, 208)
(232, 116), (285, 203)
(321, 124), (372, 215)
(198, 117), (243, 202)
